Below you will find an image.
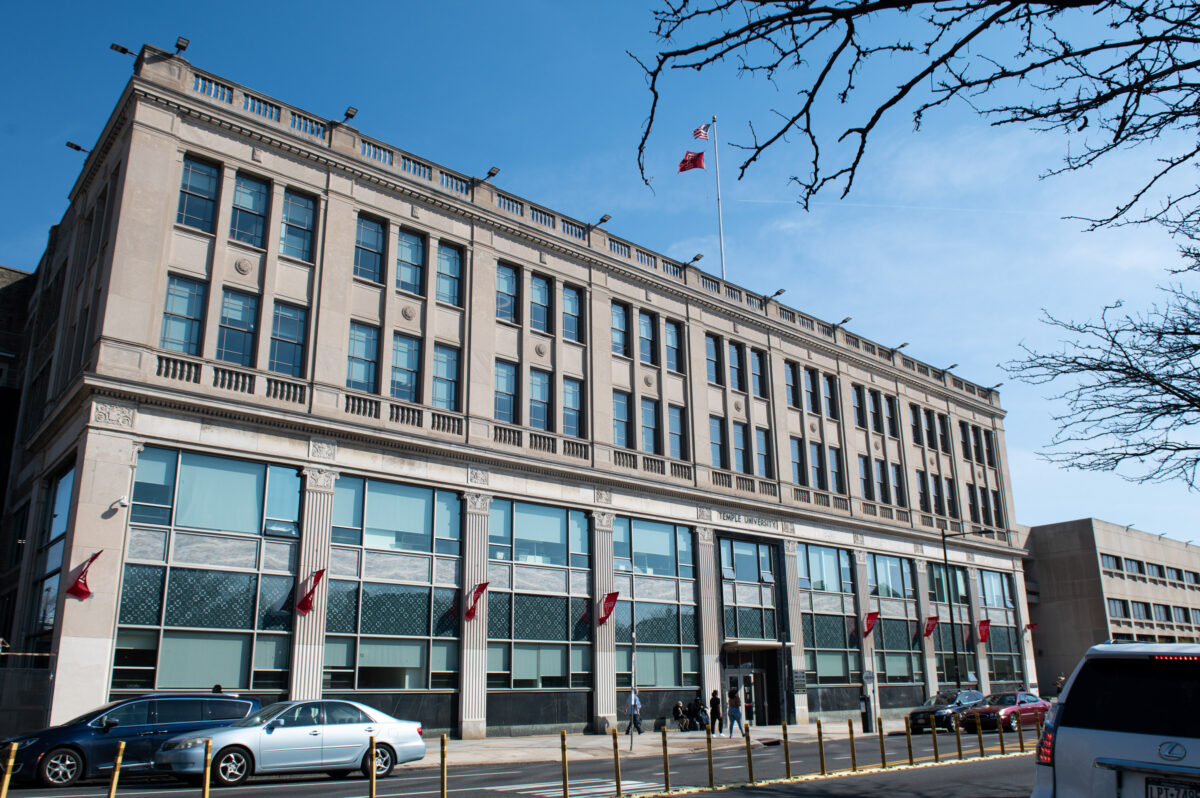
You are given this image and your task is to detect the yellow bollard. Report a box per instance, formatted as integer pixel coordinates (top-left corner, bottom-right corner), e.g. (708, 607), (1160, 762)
(954, 714), (963, 760)
(930, 718), (940, 763)
(107, 740), (125, 798)
(817, 719), (827, 775)
(611, 728), (622, 797)
(1016, 712), (1026, 753)
(877, 717), (886, 769)
(743, 724), (755, 784)
(904, 716), (914, 766)
(202, 739), (212, 798)
(440, 734), (447, 798)
(560, 730), (569, 798)
(998, 716), (1006, 755)
(848, 718), (857, 772)
(976, 717), (985, 758)
(369, 736), (377, 798)
(0, 742), (16, 798)
(705, 724), (713, 789)
(660, 727), (671, 793)
(782, 723), (792, 779)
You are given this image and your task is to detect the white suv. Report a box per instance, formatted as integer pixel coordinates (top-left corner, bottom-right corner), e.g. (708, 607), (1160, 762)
(1032, 642), (1200, 797)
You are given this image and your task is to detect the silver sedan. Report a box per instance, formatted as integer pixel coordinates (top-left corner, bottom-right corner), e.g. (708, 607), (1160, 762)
(152, 700), (424, 786)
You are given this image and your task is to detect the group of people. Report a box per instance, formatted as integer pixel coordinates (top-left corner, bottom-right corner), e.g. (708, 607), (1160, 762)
(626, 686), (746, 738)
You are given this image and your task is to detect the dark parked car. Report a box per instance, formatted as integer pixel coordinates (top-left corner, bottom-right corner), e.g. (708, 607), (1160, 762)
(908, 689), (984, 732)
(960, 690), (1050, 733)
(1, 693), (258, 787)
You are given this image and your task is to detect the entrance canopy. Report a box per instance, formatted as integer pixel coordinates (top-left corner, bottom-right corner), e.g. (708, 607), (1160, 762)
(722, 639), (785, 652)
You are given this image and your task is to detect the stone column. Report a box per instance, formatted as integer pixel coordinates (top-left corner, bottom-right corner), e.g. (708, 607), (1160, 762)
(1010, 567), (1037, 692)
(695, 526), (722, 700)
(781, 539), (809, 723)
(460, 492), (492, 739)
(591, 510), (616, 732)
(967, 568), (989, 694)
(914, 561), (939, 694)
(853, 551), (875, 720)
(290, 467), (337, 701)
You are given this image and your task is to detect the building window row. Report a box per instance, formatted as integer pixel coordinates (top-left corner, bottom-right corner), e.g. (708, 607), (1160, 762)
(497, 264), (585, 344)
(851, 385), (900, 437)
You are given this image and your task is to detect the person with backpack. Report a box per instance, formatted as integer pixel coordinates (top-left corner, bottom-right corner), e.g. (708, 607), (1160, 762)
(727, 686), (745, 737)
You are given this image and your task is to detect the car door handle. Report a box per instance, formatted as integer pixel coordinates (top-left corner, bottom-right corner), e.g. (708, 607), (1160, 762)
(364, 727), (376, 733)
(309, 730), (321, 736)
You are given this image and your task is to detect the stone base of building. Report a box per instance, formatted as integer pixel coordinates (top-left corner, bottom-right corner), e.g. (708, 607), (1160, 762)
(461, 719), (487, 740)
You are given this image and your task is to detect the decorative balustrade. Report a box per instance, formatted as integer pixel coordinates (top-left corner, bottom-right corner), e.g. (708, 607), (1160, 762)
(156, 355), (201, 383)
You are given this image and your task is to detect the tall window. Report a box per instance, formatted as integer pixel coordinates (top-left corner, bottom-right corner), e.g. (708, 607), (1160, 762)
(705, 335), (723, 385)
(823, 374), (839, 419)
(980, 491), (994, 526)
(804, 368), (820, 413)
(268, 303), (307, 378)
(562, 286), (582, 342)
(720, 539), (778, 641)
(731, 422), (750, 473)
(160, 275), (206, 356)
(710, 416), (727, 469)
(435, 244), (463, 306)
(215, 290), (258, 367)
(728, 343), (745, 391)
(985, 431), (997, 467)
(945, 477), (959, 519)
(496, 264), (518, 323)
(828, 446), (844, 493)
(494, 360), (518, 423)
(640, 398), (660, 454)
(432, 345), (460, 411)
(885, 396), (900, 437)
(851, 385), (867, 428)
(973, 427), (985, 463)
(910, 404), (924, 445)
(396, 230), (425, 295)
(785, 362), (801, 407)
(353, 216), (385, 282)
(530, 275), (551, 333)
(638, 311), (658, 365)
(891, 464), (907, 508)
(563, 378), (584, 438)
(916, 470), (930, 512)
(932, 477), (946, 516)
(809, 443), (826, 490)
(230, 174), (269, 248)
(874, 459), (890, 504)
(613, 391), (632, 448)
(869, 391), (884, 433)
(754, 427), (772, 478)
(938, 414), (951, 454)
(960, 421), (973, 459)
(280, 191), (316, 261)
(346, 322), (379, 393)
(790, 438), (806, 485)
(529, 370), (551, 431)
(668, 405), (687, 460)
(611, 303), (631, 356)
(750, 350), (767, 398)
(924, 409), (937, 449)
(665, 321), (684, 373)
(992, 490), (1004, 528)
(967, 484), (980, 523)
(390, 334), (421, 403)
(858, 455), (873, 500)
(176, 156), (219, 232)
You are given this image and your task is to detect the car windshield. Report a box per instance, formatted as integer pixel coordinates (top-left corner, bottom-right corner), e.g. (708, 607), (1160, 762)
(232, 703), (291, 727)
(983, 694), (1017, 706)
(923, 693), (957, 707)
(64, 701), (124, 727)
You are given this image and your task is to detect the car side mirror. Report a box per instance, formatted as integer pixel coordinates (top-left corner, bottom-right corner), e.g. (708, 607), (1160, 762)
(268, 718), (284, 729)
(102, 717), (120, 729)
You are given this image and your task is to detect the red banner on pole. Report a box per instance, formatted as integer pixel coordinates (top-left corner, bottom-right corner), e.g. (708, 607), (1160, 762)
(978, 620), (991, 643)
(65, 551), (103, 600)
(464, 582), (489, 622)
(597, 592), (620, 625)
(1025, 622), (1038, 632)
(295, 569), (326, 616)
(863, 611), (880, 637)
(923, 616), (939, 637)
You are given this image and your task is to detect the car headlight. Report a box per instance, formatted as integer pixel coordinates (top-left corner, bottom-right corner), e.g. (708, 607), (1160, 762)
(14, 738), (38, 749)
(173, 738), (209, 750)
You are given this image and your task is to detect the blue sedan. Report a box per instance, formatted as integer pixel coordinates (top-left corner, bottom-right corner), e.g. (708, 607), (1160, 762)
(153, 700), (425, 785)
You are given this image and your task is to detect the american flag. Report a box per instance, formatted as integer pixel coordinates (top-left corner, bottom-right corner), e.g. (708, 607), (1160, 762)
(693, 123), (710, 140)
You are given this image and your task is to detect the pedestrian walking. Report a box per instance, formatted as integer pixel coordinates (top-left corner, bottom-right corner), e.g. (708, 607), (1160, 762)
(625, 690), (643, 745)
(709, 689), (723, 733)
(727, 686), (745, 738)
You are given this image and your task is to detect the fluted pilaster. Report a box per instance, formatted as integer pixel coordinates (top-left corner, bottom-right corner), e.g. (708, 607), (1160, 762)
(781, 539), (810, 723)
(695, 526), (722, 699)
(290, 467), (337, 700)
(459, 492), (491, 738)
(591, 510), (616, 731)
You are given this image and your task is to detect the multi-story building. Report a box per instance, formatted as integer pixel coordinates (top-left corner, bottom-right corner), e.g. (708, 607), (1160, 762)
(1023, 518), (1200, 691)
(0, 44), (1035, 737)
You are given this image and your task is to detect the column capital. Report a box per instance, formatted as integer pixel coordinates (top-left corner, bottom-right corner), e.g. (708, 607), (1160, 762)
(784, 538), (798, 555)
(303, 467), (339, 493)
(590, 510), (614, 531)
(695, 526), (714, 545)
(463, 492), (493, 515)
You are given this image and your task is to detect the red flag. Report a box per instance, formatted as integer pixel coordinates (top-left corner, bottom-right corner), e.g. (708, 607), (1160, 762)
(597, 592), (620, 625)
(923, 616), (939, 637)
(678, 151), (706, 172)
(463, 582), (489, 622)
(863, 611), (880, 637)
(295, 569), (325, 616)
(978, 620), (991, 643)
(1025, 622), (1038, 632)
(693, 123), (711, 140)
(65, 551), (103, 600)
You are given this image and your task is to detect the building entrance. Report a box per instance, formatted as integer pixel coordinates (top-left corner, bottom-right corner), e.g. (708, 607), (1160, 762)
(722, 648), (783, 726)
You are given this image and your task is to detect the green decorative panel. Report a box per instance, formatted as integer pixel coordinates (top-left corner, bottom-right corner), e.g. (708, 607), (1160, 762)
(812, 613), (847, 649)
(360, 583), (430, 636)
(737, 607), (763, 639)
(513, 594), (568, 640)
(165, 568), (256, 629)
(634, 602), (679, 644)
(433, 587), (459, 638)
(119, 564), (165, 626)
(763, 608), (776, 639)
(570, 597), (590, 642)
(488, 592), (511, 639)
(987, 626), (1017, 654)
(879, 618), (916, 651)
(724, 607), (737, 637)
(680, 604), (697, 645)
(257, 574), (294, 631)
(614, 601), (633, 644)
(326, 580), (359, 634)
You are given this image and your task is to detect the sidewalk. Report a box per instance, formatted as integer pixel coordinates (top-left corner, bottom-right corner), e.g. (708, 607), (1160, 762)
(402, 719), (911, 769)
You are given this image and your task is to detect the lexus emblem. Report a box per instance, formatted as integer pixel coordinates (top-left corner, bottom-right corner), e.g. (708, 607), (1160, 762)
(1159, 742), (1187, 761)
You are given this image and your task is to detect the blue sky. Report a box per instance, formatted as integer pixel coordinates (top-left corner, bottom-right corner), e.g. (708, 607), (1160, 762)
(4, 1), (1195, 540)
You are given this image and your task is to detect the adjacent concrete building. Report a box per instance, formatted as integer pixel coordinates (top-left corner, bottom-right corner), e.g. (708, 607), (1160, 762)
(0, 44), (1036, 738)
(1024, 518), (1200, 691)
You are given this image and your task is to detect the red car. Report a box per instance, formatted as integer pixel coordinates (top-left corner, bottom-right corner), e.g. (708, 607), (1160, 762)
(960, 691), (1050, 732)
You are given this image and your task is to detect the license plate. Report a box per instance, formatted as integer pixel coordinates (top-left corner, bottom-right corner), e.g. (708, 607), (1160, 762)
(1147, 778), (1200, 798)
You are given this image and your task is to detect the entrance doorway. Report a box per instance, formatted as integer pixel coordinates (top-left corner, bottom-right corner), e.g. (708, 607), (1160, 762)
(726, 668), (767, 727)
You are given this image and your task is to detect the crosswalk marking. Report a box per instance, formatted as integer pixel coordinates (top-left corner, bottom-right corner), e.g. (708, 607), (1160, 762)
(495, 778), (664, 796)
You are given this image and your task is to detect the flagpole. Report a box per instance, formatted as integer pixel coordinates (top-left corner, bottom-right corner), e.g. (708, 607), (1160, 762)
(711, 115), (727, 281)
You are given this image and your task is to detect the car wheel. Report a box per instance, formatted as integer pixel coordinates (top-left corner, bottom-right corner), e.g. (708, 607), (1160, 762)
(326, 770), (352, 779)
(1007, 713), (1020, 732)
(213, 746), (253, 787)
(39, 747), (84, 787)
(362, 745), (394, 778)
